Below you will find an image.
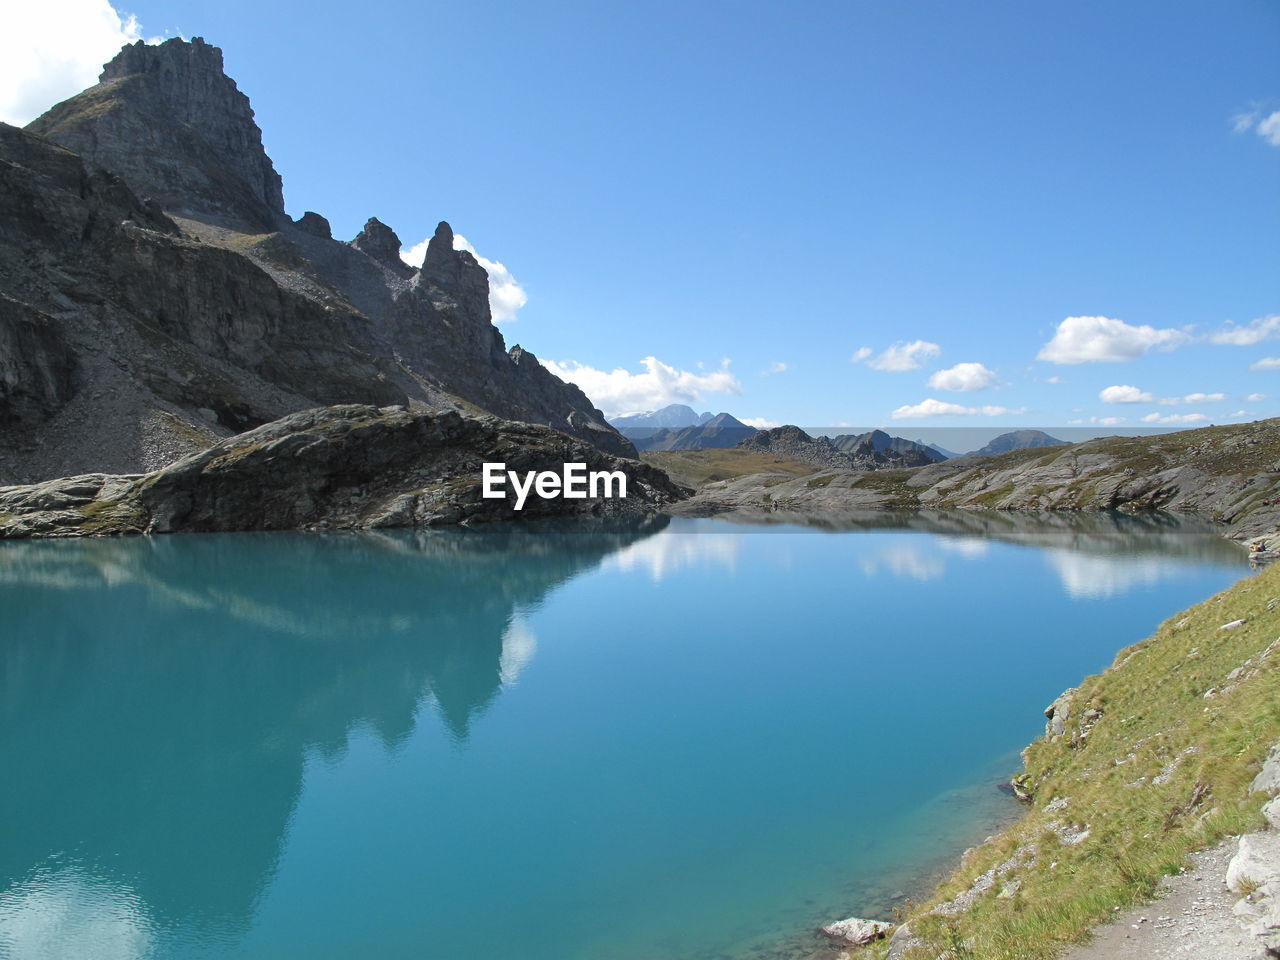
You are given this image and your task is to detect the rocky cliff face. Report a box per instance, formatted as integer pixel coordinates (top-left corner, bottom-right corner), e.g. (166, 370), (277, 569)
(29, 38), (284, 231)
(0, 405), (686, 539)
(1, 37), (631, 482)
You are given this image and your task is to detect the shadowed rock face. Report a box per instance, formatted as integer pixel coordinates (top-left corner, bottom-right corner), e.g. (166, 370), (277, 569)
(0, 405), (688, 539)
(2, 37), (633, 482)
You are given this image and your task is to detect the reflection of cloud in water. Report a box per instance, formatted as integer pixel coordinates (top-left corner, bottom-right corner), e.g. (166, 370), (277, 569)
(935, 537), (990, 558)
(604, 533), (742, 582)
(858, 544), (945, 582)
(499, 615), (538, 687)
(0, 870), (154, 960)
(1045, 551), (1176, 599)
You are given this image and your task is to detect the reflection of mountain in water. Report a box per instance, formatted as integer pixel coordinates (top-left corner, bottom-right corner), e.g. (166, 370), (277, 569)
(719, 508), (1247, 564)
(0, 518), (665, 941)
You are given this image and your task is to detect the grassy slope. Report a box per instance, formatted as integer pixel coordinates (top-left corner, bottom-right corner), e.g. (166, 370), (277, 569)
(639, 449), (817, 488)
(869, 561), (1280, 959)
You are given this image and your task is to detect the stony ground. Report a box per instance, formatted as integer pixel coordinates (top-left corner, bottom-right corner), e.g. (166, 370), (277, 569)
(1058, 840), (1258, 960)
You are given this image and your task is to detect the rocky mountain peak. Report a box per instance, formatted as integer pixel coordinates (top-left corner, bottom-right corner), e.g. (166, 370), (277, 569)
(417, 219), (488, 302)
(3, 37), (639, 475)
(424, 220), (456, 270)
(294, 211), (332, 239)
(352, 217), (413, 276)
(29, 36), (285, 229)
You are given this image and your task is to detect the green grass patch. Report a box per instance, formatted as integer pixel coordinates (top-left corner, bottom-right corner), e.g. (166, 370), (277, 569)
(883, 562), (1280, 959)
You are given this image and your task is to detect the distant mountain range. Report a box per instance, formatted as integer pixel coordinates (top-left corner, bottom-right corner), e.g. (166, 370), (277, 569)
(609, 404), (715, 430)
(964, 430), (1065, 458)
(736, 426), (941, 471)
(611, 407), (1067, 463)
(831, 430), (947, 464)
(623, 412), (755, 452)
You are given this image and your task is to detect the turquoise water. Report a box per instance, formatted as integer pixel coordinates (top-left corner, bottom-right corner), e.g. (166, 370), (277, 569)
(0, 513), (1253, 960)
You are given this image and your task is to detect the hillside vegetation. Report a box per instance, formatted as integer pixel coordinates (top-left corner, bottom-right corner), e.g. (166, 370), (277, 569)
(639, 449), (817, 488)
(865, 560), (1280, 959)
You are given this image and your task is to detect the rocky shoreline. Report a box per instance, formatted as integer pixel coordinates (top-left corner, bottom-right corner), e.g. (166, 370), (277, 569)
(672, 418), (1280, 559)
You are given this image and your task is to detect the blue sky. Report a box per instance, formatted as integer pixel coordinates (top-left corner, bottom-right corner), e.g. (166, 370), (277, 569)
(8, 0), (1279, 429)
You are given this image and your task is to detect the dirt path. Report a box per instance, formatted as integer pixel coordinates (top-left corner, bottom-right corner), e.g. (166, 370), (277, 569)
(1058, 839), (1257, 960)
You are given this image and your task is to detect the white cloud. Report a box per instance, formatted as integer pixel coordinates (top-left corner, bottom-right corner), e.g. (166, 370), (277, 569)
(760, 361), (788, 376)
(1250, 358), (1280, 371)
(400, 233), (528, 323)
(739, 417), (778, 429)
(604, 532), (742, 583)
(850, 347), (872, 363)
(0, 870), (154, 960)
(927, 362), (996, 392)
(1045, 551), (1177, 600)
(936, 537), (990, 558)
(1230, 410), (1249, 418)
(890, 398), (1026, 419)
(863, 340), (941, 372)
(1141, 412), (1209, 424)
(1045, 376), (1063, 385)
(1233, 109), (1260, 133)
(1209, 315), (1280, 346)
(1094, 416), (1126, 425)
(400, 238), (429, 266)
(1038, 315), (1189, 364)
(1232, 108), (1280, 146)
(540, 356), (741, 418)
(0, 0), (153, 125)
(1246, 393), (1266, 402)
(1260, 113), (1280, 147)
(1099, 384), (1154, 404)
(1174, 392), (1226, 404)
(499, 616), (537, 687)
(858, 544), (945, 582)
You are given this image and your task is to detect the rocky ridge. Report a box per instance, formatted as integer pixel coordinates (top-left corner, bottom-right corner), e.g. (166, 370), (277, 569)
(679, 418), (1280, 550)
(736, 425), (937, 471)
(0, 405), (685, 539)
(1, 37), (631, 484)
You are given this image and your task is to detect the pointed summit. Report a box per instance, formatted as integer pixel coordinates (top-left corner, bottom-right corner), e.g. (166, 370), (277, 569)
(352, 217), (413, 276)
(424, 221), (455, 271)
(27, 36), (285, 229)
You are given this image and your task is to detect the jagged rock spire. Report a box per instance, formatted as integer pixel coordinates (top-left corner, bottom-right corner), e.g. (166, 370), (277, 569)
(424, 221), (455, 272)
(352, 217), (412, 276)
